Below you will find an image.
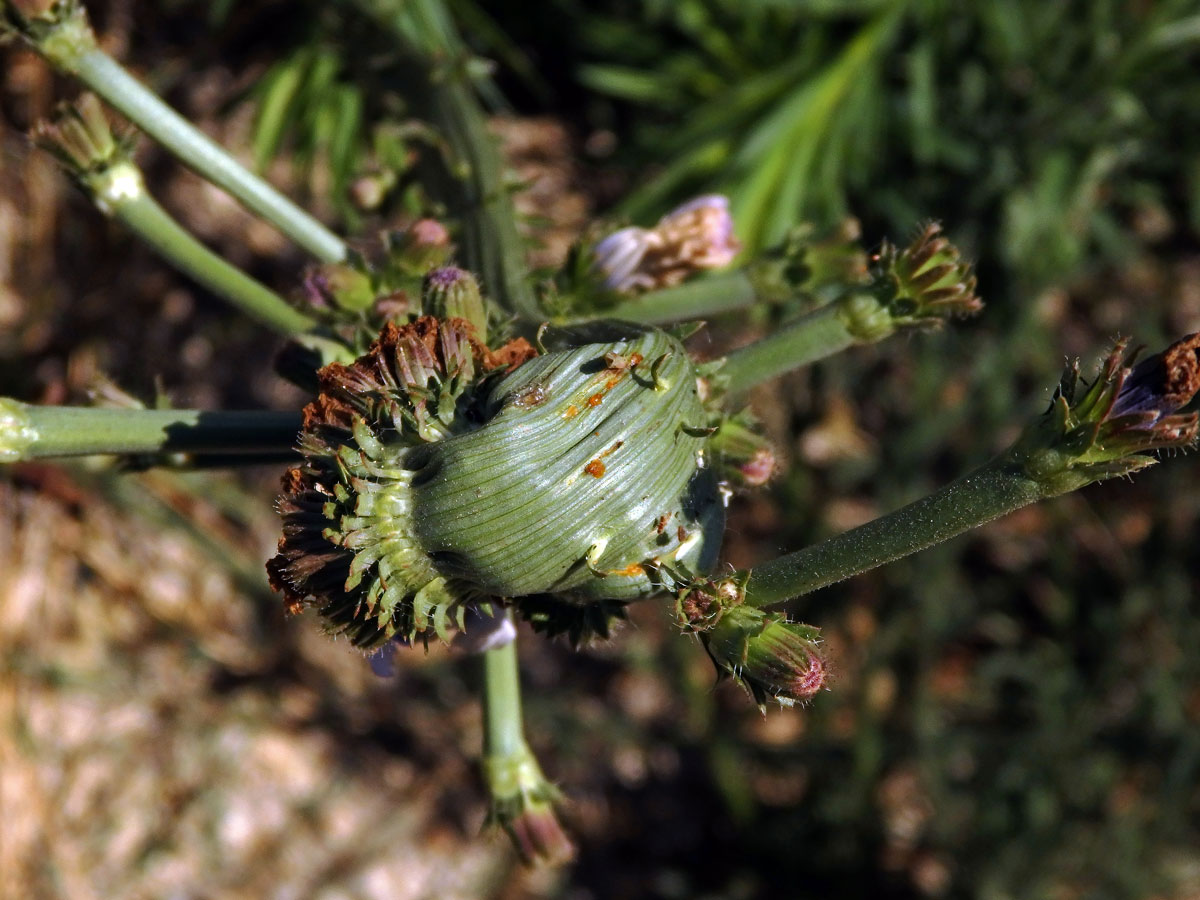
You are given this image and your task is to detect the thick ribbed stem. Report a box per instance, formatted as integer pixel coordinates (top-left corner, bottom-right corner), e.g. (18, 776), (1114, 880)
(604, 271), (758, 325)
(347, 0), (539, 320)
(720, 300), (858, 394)
(743, 454), (1047, 607)
(109, 187), (315, 335)
(0, 403), (301, 461)
(69, 48), (347, 262)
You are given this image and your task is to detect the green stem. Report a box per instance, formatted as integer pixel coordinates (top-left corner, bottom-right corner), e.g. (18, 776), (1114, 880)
(0, 403), (301, 461)
(743, 454), (1047, 607)
(720, 300), (859, 394)
(605, 271), (758, 325)
(479, 614), (573, 863)
(110, 183), (315, 335)
(349, 0), (539, 320)
(483, 617), (527, 763)
(68, 48), (347, 263)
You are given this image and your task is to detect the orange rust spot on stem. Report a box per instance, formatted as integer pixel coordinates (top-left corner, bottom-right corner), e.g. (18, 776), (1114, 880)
(587, 393), (605, 407)
(584, 459), (607, 478)
(564, 404), (579, 419)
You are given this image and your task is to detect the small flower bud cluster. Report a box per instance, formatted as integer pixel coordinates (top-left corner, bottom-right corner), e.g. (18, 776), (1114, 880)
(279, 221), (459, 386)
(296, 219), (454, 321)
(0, 399), (37, 463)
(676, 572), (826, 710)
(592, 194), (740, 292)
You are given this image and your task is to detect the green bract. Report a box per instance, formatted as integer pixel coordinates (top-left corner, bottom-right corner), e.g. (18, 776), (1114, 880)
(269, 317), (725, 649)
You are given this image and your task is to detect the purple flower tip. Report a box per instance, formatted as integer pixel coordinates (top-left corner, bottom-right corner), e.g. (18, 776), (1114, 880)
(426, 266), (467, 288)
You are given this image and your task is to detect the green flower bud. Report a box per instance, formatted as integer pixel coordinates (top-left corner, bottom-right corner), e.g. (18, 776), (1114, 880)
(382, 219), (453, 279)
(2, 0), (96, 69)
(836, 292), (895, 344)
(300, 261), (377, 314)
(707, 606), (826, 710)
(422, 266), (488, 340)
(745, 219), (869, 306)
(349, 169), (397, 212)
(708, 413), (777, 488)
(269, 317), (726, 648)
(483, 746), (575, 866)
(870, 222), (982, 324)
(676, 573), (826, 710)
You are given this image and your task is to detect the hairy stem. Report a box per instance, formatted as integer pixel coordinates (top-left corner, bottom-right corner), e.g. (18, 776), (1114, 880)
(0, 403), (302, 461)
(720, 300), (859, 394)
(604, 271), (759, 325)
(69, 48), (347, 262)
(743, 454), (1046, 607)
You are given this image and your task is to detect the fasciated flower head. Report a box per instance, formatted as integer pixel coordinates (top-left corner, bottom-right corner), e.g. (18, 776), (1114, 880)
(268, 316), (531, 648)
(270, 315), (727, 649)
(592, 194), (740, 292)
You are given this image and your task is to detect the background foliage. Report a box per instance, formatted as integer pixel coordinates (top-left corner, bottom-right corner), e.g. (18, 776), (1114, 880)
(3, 0), (1200, 897)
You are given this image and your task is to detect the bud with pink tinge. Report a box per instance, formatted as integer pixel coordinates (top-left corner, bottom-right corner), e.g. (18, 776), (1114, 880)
(676, 572), (826, 710)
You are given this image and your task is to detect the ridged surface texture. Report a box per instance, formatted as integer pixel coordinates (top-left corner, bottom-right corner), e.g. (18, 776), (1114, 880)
(413, 321), (724, 601)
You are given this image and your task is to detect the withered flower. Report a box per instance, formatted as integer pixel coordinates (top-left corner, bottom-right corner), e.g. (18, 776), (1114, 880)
(593, 194), (740, 292)
(1017, 333), (1200, 495)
